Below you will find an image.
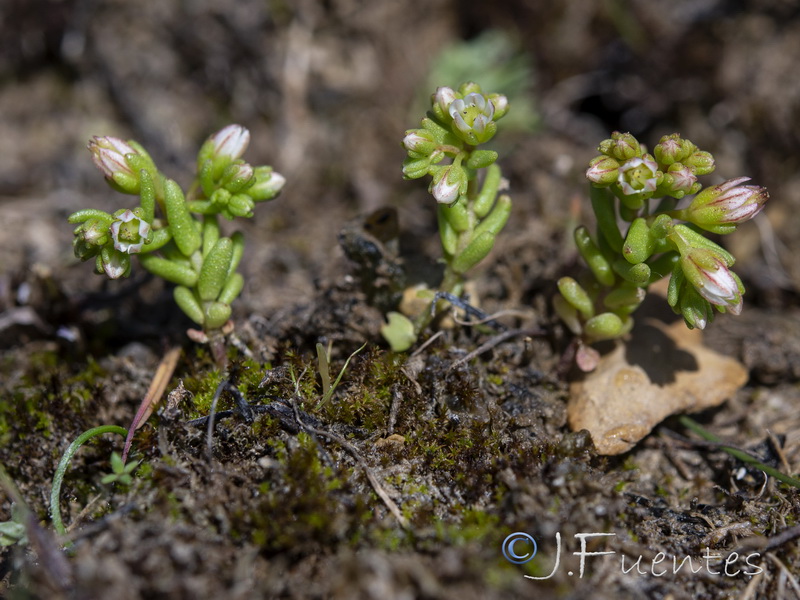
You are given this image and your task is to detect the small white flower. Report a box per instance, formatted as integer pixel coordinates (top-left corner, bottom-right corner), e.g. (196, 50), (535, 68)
(110, 209), (151, 254)
(448, 93), (495, 139)
(617, 156), (658, 195)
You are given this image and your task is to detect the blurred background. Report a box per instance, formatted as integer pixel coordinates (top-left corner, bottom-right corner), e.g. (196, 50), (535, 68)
(1, 0), (798, 348)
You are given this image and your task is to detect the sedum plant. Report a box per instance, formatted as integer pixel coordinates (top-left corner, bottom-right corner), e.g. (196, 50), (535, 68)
(556, 131), (768, 370)
(69, 126), (284, 365)
(382, 82), (511, 351)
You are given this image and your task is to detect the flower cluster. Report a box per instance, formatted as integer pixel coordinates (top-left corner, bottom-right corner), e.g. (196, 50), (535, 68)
(69, 125), (285, 360)
(556, 132), (767, 368)
(382, 83), (511, 351)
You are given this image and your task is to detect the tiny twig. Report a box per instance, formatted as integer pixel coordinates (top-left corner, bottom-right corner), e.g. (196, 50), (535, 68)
(763, 524), (800, 553)
(410, 330), (444, 358)
(451, 308), (530, 327)
(432, 291), (506, 331)
(448, 326), (545, 372)
(766, 552), (800, 598)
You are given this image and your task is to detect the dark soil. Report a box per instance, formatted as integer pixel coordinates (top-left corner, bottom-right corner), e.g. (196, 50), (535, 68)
(2, 1), (800, 599)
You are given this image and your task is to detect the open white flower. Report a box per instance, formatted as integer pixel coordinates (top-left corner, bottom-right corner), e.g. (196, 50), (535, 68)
(110, 209), (151, 254)
(448, 93), (496, 144)
(617, 156), (658, 195)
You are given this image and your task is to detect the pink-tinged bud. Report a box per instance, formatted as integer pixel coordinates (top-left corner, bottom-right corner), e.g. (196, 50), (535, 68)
(433, 87), (457, 117)
(653, 134), (695, 166)
(247, 167), (285, 202)
(686, 177), (768, 232)
(220, 161), (255, 193)
(599, 132), (642, 161)
(210, 124), (250, 160)
(488, 93), (509, 119)
(88, 136), (143, 193)
(430, 166), (461, 204)
(110, 209), (151, 254)
(197, 125), (252, 182)
(402, 130), (436, 155)
(680, 248), (743, 315)
(664, 163), (697, 195)
(617, 156), (659, 196)
(88, 136), (135, 178)
(586, 155), (620, 186)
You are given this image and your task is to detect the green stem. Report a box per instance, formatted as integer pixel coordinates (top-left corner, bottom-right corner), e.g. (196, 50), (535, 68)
(50, 425), (128, 537)
(413, 173), (478, 337)
(679, 416), (800, 489)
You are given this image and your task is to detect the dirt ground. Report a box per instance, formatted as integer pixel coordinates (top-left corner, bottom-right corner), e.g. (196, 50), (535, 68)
(2, 1), (800, 598)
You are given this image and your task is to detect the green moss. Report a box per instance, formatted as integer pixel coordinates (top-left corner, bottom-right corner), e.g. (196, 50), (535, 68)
(0, 352), (109, 447)
(236, 431), (372, 555)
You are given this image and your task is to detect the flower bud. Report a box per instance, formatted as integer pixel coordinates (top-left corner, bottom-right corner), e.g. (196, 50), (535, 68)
(402, 156), (432, 180)
(402, 130), (437, 156)
(679, 247), (743, 315)
(616, 155), (659, 196)
(247, 167), (285, 202)
(653, 134), (695, 166)
(226, 194), (255, 219)
(431, 87), (458, 122)
(88, 136), (144, 194)
(110, 209), (151, 254)
(430, 164), (464, 204)
(458, 82), (483, 96)
(586, 156), (620, 186)
(99, 247), (131, 279)
(685, 177), (768, 234)
(220, 161), (255, 193)
(661, 163), (697, 198)
(598, 132), (642, 161)
(679, 285), (714, 330)
(487, 93), (509, 120)
(197, 124), (250, 179)
(684, 150), (715, 176)
(208, 124), (250, 161)
(72, 218), (111, 260)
